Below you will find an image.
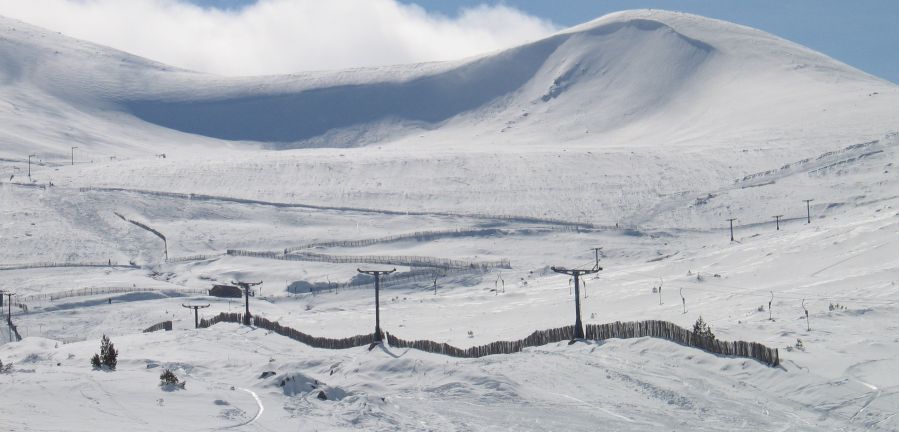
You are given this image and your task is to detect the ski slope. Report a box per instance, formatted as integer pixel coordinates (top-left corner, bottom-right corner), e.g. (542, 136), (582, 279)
(0, 8), (898, 431)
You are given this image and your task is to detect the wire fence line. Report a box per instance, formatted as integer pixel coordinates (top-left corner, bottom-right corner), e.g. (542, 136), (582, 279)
(290, 266), (486, 296)
(198, 313), (779, 367)
(76, 186), (606, 229)
(165, 253), (225, 263)
(114, 212), (167, 244)
(162, 228), (544, 265)
(226, 249), (511, 270)
(732, 139), (881, 186)
(283, 227), (551, 253)
(0, 262), (138, 271)
(20, 286), (207, 302)
(10, 267), (468, 309)
(73, 181), (804, 236)
(807, 149), (884, 177)
(347, 267), (480, 290)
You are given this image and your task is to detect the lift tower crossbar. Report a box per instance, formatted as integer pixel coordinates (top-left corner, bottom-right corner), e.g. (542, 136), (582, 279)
(726, 218), (737, 242)
(551, 266), (601, 341)
(231, 281), (262, 325)
(182, 303), (210, 329)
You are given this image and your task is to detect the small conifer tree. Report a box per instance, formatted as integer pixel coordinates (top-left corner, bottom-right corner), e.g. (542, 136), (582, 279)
(90, 335), (118, 370)
(160, 369), (179, 386)
(692, 316), (715, 341)
(90, 353), (102, 369)
(100, 335), (118, 370)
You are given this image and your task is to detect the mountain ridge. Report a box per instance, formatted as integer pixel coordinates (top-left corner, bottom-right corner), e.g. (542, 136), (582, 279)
(0, 9), (896, 156)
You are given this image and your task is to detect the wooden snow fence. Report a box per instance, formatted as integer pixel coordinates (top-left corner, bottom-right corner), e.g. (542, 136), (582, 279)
(252, 316), (376, 350)
(386, 326), (575, 358)
(6, 318), (22, 342)
(198, 313), (375, 349)
(142, 321), (172, 333)
(196, 313), (779, 367)
(198, 312), (243, 329)
(114, 212), (166, 244)
(585, 321), (780, 366)
(386, 322), (778, 366)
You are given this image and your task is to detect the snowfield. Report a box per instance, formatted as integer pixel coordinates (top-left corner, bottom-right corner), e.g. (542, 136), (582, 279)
(0, 8), (898, 431)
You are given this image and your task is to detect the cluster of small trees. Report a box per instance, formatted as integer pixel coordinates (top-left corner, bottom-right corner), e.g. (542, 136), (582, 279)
(90, 335), (118, 370)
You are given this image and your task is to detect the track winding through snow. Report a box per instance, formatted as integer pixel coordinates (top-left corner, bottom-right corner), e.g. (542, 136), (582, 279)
(224, 387), (264, 429)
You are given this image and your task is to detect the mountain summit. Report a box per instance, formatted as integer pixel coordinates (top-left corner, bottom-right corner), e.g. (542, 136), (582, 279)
(0, 9), (896, 157)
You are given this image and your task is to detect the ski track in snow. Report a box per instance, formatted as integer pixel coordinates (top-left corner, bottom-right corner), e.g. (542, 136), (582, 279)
(549, 392), (638, 424)
(849, 379), (881, 423)
(225, 387), (265, 430)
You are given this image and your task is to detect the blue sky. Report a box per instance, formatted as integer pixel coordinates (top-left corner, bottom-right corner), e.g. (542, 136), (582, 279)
(188, 0), (899, 83)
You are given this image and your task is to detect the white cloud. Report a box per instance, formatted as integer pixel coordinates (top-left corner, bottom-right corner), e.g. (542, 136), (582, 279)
(0, 0), (558, 76)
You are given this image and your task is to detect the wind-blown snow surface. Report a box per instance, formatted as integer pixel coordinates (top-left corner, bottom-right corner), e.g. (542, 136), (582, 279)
(1, 8), (899, 432)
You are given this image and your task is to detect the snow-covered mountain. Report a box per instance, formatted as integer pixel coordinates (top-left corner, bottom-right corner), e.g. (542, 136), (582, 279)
(2, 9), (896, 228)
(1, 10), (898, 431)
(0, 9), (896, 155)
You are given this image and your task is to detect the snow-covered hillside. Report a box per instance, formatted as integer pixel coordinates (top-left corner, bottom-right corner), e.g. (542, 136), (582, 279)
(0, 9), (896, 154)
(1, 8), (898, 431)
(2, 10), (897, 226)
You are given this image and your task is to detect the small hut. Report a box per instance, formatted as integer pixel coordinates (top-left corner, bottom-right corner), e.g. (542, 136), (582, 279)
(209, 284), (242, 298)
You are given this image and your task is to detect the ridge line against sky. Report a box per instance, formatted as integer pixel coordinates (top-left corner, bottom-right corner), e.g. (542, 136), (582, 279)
(0, 0), (894, 83)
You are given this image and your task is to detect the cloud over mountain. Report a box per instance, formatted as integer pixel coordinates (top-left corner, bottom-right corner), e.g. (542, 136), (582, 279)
(0, 0), (558, 76)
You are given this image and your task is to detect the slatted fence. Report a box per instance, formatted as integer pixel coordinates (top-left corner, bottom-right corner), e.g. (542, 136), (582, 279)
(198, 313), (375, 349)
(586, 321), (779, 366)
(114, 212), (167, 244)
(142, 321), (173, 333)
(6, 319), (22, 342)
(196, 313), (779, 366)
(386, 326), (575, 358)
